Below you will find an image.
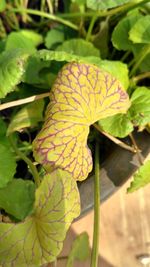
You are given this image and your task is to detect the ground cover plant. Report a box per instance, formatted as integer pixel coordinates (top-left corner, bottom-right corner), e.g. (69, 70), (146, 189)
(0, 0), (150, 266)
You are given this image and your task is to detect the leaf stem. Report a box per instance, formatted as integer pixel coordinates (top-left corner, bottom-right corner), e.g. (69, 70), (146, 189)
(93, 123), (135, 153)
(129, 133), (143, 165)
(86, 14), (97, 41)
(130, 44), (150, 77)
(131, 71), (150, 83)
(10, 8), (79, 30)
(9, 136), (41, 187)
(0, 92), (50, 111)
(90, 141), (100, 267)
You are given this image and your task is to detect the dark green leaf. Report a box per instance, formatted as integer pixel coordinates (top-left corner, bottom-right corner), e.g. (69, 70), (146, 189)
(56, 38), (100, 57)
(0, 49), (29, 98)
(129, 15), (150, 44)
(127, 160), (150, 192)
(129, 87), (150, 126)
(23, 55), (51, 85)
(87, 0), (131, 10)
(132, 43), (150, 72)
(112, 11), (142, 51)
(45, 28), (65, 49)
(67, 232), (90, 267)
(7, 100), (44, 135)
(98, 113), (133, 138)
(0, 179), (35, 220)
(93, 19), (109, 58)
(0, 118), (16, 188)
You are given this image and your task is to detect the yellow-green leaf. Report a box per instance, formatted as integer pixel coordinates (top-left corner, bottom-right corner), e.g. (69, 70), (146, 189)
(7, 99), (44, 135)
(0, 169), (80, 266)
(33, 62), (130, 181)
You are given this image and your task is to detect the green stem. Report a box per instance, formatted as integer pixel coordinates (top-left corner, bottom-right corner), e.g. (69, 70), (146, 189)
(10, 8), (79, 30)
(121, 50), (131, 62)
(130, 44), (150, 77)
(86, 14), (97, 41)
(131, 71), (150, 83)
(9, 136), (41, 187)
(90, 141), (100, 267)
(59, 0), (150, 18)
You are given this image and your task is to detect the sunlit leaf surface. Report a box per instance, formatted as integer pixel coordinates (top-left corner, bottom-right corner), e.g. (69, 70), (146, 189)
(0, 169), (80, 266)
(33, 62), (130, 180)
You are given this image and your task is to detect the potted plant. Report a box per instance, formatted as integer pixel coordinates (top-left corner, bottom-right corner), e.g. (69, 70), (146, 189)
(0, 0), (150, 266)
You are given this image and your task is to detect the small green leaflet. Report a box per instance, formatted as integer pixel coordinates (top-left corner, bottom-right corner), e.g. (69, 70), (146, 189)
(0, 169), (80, 266)
(127, 160), (150, 193)
(67, 232), (90, 267)
(129, 15), (150, 44)
(112, 11), (142, 51)
(0, 49), (29, 98)
(56, 38), (100, 57)
(0, 118), (16, 188)
(45, 28), (65, 49)
(98, 113), (133, 138)
(129, 87), (150, 127)
(0, 179), (35, 220)
(7, 99), (44, 135)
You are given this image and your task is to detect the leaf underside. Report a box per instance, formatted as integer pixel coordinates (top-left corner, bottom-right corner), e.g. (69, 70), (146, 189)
(33, 62), (130, 181)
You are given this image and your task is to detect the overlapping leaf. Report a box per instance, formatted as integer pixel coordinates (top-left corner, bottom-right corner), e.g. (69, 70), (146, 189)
(0, 169), (80, 266)
(33, 62), (130, 180)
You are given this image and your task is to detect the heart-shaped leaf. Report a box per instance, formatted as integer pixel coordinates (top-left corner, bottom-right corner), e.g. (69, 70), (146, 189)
(33, 62), (130, 180)
(0, 169), (80, 266)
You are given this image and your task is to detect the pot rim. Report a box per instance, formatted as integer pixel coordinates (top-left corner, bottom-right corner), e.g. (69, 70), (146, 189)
(78, 131), (150, 219)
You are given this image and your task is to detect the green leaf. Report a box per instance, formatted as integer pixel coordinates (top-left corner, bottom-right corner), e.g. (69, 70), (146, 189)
(20, 30), (43, 47)
(35, 50), (128, 89)
(129, 15), (150, 44)
(0, 49), (29, 98)
(0, 118), (16, 188)
(93, 18), (109, 58)
(56, 38), (100, 57)
(7, 100), (44, 135)
(67, 232), (90, 267)
(0, 169), (80, 266)
(86, 0), (131, 10)
(6, 32), (36, 51)
(132, 43), (150, 72)
(127, 160), (150, 192)
(129, 87), (150, 126)
(0, 0), (6, 12)
(23, 55), (51, 85)
(98, 113), (133, 138)
(112, 11), (142, 51)
(45, 28), (65, 49)
(97, 60), (129, 89)
(0, 179), (35, 220)
(33, 62), (130, 181)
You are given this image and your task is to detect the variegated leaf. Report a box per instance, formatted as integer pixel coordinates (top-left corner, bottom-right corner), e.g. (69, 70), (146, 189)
(33, 62), (130, 180)
(0, 169), (80, 267)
